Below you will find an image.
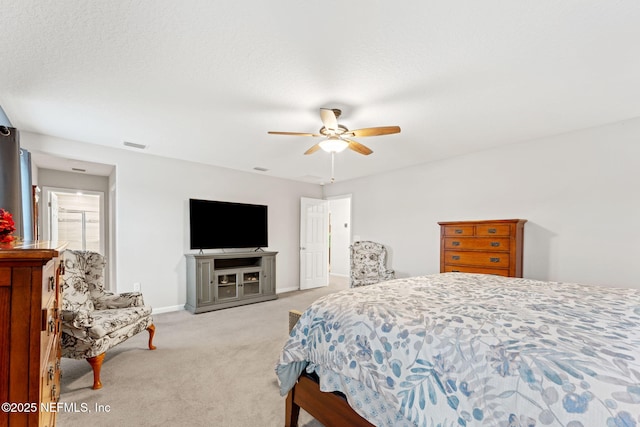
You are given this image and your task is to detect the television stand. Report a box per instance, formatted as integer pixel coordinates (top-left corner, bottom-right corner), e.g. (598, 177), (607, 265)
(185, 251), (277, 313)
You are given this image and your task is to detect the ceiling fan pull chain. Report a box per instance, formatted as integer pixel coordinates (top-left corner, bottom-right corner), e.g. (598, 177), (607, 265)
(331, 151), (335, 183)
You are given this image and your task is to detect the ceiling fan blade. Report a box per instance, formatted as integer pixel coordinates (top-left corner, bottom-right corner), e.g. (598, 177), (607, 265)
(345, 139), (373, 155)
(347, 126), (401, 137)
(304, 144), (322, 155)
(320, 108), (338, 132)
(268, 131), (321, 137)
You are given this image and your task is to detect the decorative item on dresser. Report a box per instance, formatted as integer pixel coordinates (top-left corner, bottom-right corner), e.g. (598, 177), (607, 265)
(438, 218), (526, 277)
(0, 241), (67, 427)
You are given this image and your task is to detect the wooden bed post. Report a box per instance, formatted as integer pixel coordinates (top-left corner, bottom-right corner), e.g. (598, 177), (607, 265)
(285, 385), (300, 427)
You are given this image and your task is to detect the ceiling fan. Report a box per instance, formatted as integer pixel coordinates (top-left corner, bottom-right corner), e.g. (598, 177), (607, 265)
(268, 108), (401, 155)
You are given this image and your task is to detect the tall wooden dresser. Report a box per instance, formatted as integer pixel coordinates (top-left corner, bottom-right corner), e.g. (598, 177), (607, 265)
(439, 219), (526, 277)
(0, 241), (66, 427)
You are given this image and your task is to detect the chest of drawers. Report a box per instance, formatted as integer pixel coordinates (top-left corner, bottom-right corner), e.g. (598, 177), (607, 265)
(438, 219), (526, 277)
(0, 241), (66, 427)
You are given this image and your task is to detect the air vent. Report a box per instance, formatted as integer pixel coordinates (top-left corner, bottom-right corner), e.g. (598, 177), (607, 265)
(71, 168), (86, 173)
(300, 175), (324, 183)
(123, 141), (147, 149)
(253, 167), (269, 172)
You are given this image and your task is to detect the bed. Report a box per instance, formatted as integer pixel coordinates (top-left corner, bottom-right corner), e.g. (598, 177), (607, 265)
(276, 273), (640, 427)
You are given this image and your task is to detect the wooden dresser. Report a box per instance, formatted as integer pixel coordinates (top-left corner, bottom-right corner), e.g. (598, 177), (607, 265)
(0, 241), (66, 427)
(439, 219), (526, 277)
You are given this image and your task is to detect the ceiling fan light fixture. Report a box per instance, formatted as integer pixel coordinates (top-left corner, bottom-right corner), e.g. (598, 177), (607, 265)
(319, 136), (348, 153)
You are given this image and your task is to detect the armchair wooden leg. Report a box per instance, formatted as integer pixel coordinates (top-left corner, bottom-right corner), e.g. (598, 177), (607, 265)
(87, 353), (105, 390)
(147, 323), (157, 350)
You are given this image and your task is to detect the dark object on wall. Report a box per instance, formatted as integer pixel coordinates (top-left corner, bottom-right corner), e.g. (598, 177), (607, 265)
(20, 148), (34, 240)
(0, 125), (23, 237)
(189, 199), (268, 250)
(0, 106), (34, 241)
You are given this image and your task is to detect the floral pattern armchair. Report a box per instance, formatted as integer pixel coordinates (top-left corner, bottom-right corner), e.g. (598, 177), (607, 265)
(349, 240), (395, 288)
(60, 250), (156, 389)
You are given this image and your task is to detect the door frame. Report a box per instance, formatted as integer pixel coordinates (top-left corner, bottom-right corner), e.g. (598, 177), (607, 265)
(42, 186), (106, 254)
(326, 194), (352, 278)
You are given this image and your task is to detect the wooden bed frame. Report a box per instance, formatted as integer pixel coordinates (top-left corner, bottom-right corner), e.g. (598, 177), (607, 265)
(285, 371), (374, 427)
(286, 310), (373, 427)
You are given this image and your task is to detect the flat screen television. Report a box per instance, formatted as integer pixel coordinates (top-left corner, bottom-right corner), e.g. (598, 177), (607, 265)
(189, 199), (268, 250)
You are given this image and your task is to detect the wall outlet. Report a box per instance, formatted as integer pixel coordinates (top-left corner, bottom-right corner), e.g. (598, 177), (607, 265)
(133, 282), (141, 292)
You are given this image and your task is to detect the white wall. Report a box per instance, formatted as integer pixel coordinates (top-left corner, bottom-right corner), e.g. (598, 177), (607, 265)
(328, 196), (351, 276)
(324, 117), (640, 289)
(22, 132), (323, 311)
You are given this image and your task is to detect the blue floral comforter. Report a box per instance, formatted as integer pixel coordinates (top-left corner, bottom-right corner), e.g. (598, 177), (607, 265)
(276, 273), (640, 427)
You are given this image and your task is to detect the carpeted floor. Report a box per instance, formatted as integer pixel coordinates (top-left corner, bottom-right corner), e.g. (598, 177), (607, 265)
(58, 276), (349, 427)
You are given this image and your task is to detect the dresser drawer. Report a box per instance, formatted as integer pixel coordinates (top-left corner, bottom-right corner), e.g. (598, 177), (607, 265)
(475, 224), (512, 236)
(442, 225), (475, 236)
(442, 265), (510, 277)
(443, 251), (510, 268)
(40, 305), (59, 367)
(40, 338), (60, 426)
(444, 237), (510, 251)
(41, 258), (57, 308)
(41, 335), (60, 391)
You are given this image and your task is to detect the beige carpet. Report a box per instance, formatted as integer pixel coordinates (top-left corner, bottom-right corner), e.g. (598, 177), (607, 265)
(58, 276), (349, 427)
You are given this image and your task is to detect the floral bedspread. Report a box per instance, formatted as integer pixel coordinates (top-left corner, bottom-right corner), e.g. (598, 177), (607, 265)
(276, 273), (640, 427)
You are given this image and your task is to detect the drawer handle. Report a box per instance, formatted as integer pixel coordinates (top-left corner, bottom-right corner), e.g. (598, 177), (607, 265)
(452, 255), (460, 260)
(454, 229), (463, 234)
(490, 242), (500, 247)
(490, 257), (500, 263)
(48, 317), (55, 334)
(451, 270), (460, 272)
(488, 228), (497, 234)
(452, 241), (460, 246)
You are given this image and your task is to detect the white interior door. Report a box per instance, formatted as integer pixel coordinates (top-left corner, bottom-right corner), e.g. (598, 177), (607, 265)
(300, 197), (329, 290)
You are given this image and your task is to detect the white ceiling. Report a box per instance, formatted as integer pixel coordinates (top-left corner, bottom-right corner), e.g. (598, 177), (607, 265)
(2, 1), (639, 183)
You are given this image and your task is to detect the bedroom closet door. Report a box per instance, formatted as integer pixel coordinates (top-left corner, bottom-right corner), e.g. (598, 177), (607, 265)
(300, 197), (329, 290)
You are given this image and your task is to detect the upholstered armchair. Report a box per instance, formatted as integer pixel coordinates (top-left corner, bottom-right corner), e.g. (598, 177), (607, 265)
(349, 240), (395, 288)
(60, 250), (156, 389)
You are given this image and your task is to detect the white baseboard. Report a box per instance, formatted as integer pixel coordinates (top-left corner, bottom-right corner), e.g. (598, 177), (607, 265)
(330, 273), (349, 278)
(152, 305), (185, 314)
(277, 286), (299, 294)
